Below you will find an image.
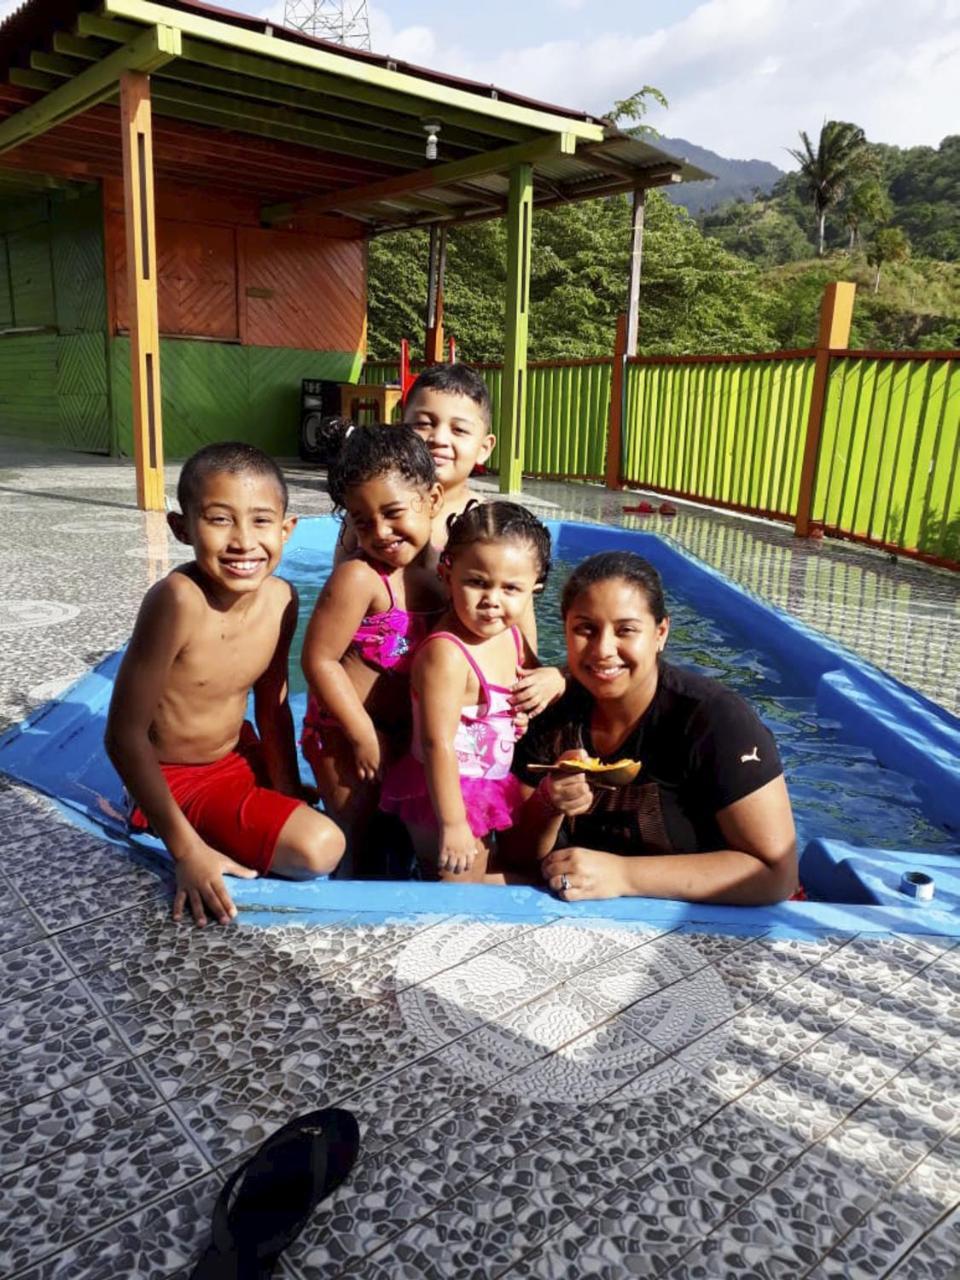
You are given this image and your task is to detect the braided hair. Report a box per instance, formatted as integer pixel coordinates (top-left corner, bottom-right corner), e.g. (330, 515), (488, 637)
(444, 500), (551, 585)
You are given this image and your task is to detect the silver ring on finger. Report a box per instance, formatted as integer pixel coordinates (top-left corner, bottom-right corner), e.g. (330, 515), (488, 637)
(560, 873), (569, 893)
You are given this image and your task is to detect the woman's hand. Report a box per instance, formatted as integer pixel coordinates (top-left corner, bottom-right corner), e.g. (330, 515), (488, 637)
(540, 846), (631, 901)
(538, 748), (595, 817)
(512, 665), (566, 717)
(438, 821), (481, 874)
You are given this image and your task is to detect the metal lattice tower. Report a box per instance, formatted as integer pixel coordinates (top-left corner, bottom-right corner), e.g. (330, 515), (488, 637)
(282, 0), (372, 49)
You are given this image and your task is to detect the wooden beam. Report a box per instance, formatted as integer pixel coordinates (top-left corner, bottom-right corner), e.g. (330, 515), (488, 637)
(625, 187), (645, 357)
(103, 0), (604, 140)
(448, 181), (507, 209)
(117, 40), (511, 154)
(146, 76), (439, 164)
(499, 163), (533, 494)
(8, 69), (60, 92)
(30, 51), (84, 78)
(76, 14), (143, 44)
(80, 13), (532, 144)
(0, 26), (180, 154)
(144, 92), (408, 173)
(369, 168), (686, 235)
(53, 32), (115, 62)
(263, 132), (577, 222)
(120, 70), (165, 512)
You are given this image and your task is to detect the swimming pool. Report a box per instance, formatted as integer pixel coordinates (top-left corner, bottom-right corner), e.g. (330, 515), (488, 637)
(1, 515), (958, 937)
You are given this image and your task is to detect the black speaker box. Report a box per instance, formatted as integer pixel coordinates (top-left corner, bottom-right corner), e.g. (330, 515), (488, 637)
(298, 379), (342, 463)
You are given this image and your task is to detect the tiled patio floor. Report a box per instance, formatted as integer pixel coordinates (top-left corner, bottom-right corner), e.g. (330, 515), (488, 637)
(0, 441), (957, 1279)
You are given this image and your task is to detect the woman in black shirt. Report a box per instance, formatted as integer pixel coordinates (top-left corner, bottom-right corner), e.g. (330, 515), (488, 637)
(510, 551), (797, 904)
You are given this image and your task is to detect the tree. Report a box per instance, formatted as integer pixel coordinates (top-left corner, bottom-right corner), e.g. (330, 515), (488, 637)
(788, 121), (867, 256)
(844, 178), (893, 251)
(367, 190), (777, 361)
(867, 226), (910, 292)
(610, 86), (669, 138)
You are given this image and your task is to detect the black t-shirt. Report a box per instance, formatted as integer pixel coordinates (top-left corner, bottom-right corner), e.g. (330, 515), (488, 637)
(512, 662), (782, 856)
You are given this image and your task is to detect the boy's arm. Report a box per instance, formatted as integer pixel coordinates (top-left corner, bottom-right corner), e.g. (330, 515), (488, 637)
(104, 577), (255, 927)
(416, 642), (478, 873)
(253, 581), (302, 797)
(301, 560), (381, 777)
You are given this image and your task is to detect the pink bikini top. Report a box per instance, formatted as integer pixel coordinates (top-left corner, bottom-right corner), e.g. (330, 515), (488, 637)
(411, 627), (523, 780)
(351, 567), (435, 675)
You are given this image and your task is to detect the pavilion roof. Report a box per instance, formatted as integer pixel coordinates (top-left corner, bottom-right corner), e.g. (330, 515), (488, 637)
(0, 0), (712, 230)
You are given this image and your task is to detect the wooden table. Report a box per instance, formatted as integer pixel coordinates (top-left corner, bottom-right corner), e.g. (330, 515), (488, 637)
(338, 383), (404, 424)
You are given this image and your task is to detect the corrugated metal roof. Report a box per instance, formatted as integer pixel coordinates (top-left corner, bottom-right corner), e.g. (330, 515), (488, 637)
(0, 0), (604, 123)
(0, 0), (712, 231)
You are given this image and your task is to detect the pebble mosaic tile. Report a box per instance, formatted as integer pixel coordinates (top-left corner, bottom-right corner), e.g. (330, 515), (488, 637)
(0, 445), (958, 1276)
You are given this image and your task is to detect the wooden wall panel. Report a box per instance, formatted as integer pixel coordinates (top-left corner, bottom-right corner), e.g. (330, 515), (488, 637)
(110, 213), (238, 340)
(241, 229), (366, 354)
(110, 336), (362, 457)
(104, 180), (366, 354)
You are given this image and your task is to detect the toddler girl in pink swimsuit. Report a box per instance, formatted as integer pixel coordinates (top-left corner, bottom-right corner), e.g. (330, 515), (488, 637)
(381, 502), (552, 882)
(301, 426), (445, 847)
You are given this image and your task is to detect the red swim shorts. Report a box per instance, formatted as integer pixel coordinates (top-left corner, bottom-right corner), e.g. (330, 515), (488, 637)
(129, 723), (303, 874)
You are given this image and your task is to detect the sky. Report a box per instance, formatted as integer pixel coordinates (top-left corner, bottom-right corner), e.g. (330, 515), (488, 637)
(255, 0), (960, 169)
(0, 0), (955, 167)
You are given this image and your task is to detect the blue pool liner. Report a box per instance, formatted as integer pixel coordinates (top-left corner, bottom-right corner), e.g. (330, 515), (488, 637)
(1, 515), (958, 939)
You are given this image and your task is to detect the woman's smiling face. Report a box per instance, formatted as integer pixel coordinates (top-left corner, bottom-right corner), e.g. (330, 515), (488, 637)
(564, 577), (670, 702)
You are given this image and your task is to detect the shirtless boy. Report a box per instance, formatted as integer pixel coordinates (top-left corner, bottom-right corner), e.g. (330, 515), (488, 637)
(105, 443), (344, 927)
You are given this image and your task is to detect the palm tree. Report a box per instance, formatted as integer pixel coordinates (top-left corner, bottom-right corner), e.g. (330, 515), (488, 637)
(788, 121), (867, 256)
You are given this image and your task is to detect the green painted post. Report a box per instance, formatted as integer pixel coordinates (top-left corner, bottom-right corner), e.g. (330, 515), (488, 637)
(499, 162), (533, 494)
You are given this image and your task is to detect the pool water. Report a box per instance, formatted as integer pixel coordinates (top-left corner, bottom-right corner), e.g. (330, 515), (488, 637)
(284, 546), (958, 860)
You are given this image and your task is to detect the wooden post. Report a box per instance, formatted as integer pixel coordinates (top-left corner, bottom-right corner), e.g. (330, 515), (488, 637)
(120, 70), (165, 512)
(604, 312), (628, 490)
(144, 509), (171, 587)
(794, 282), (856, 537)
(625, 187), (645, 357)
(424, 224), (446, 364)
(499, 162), (533, 494)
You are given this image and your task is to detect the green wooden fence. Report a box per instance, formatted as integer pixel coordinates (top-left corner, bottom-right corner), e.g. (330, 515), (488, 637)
(811, 353), (960, 565)
(361, 345), (960, 570)
(621, 353), (816, 520)
(361, 358), (608, 480)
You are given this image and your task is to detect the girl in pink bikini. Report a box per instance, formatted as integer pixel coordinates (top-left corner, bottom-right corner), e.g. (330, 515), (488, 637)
(381, 502), (552, 882)
(301, 426), (444, 845)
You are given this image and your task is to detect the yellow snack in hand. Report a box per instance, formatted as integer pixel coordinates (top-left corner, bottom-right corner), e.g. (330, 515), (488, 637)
(555, 757), (642, 785)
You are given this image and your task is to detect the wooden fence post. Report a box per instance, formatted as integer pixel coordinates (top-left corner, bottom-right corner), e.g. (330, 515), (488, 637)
(795, 281), (856, 537)
(604, 312), (628, 490)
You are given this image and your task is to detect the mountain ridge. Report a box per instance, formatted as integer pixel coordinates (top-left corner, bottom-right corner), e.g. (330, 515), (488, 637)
(656, 135), (785, 215)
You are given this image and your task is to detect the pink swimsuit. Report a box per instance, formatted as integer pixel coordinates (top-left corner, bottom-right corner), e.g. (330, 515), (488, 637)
(380, 627), (525, 839)
(301, 565), (434, 762)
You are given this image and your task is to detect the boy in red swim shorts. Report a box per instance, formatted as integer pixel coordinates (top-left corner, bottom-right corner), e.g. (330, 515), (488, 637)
(106, 443), (344, 927)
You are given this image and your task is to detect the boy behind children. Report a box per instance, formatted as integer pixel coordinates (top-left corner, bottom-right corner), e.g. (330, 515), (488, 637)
(106, 443), (345, 927)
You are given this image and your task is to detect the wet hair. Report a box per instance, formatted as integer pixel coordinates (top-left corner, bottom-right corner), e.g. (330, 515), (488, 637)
(561, 551), (667, 623)
(327, 424), (436, 510)
(444, 501), (551, 584)
(177, 442), (288, 514)
(405, 362), (492, 428)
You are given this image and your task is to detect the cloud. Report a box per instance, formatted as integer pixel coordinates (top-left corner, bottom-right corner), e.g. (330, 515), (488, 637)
(367, 5), (438, 63)
(380, 0), (960, 165)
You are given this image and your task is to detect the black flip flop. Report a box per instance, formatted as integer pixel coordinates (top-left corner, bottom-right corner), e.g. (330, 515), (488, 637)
(191, 1107), (360, 1279)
